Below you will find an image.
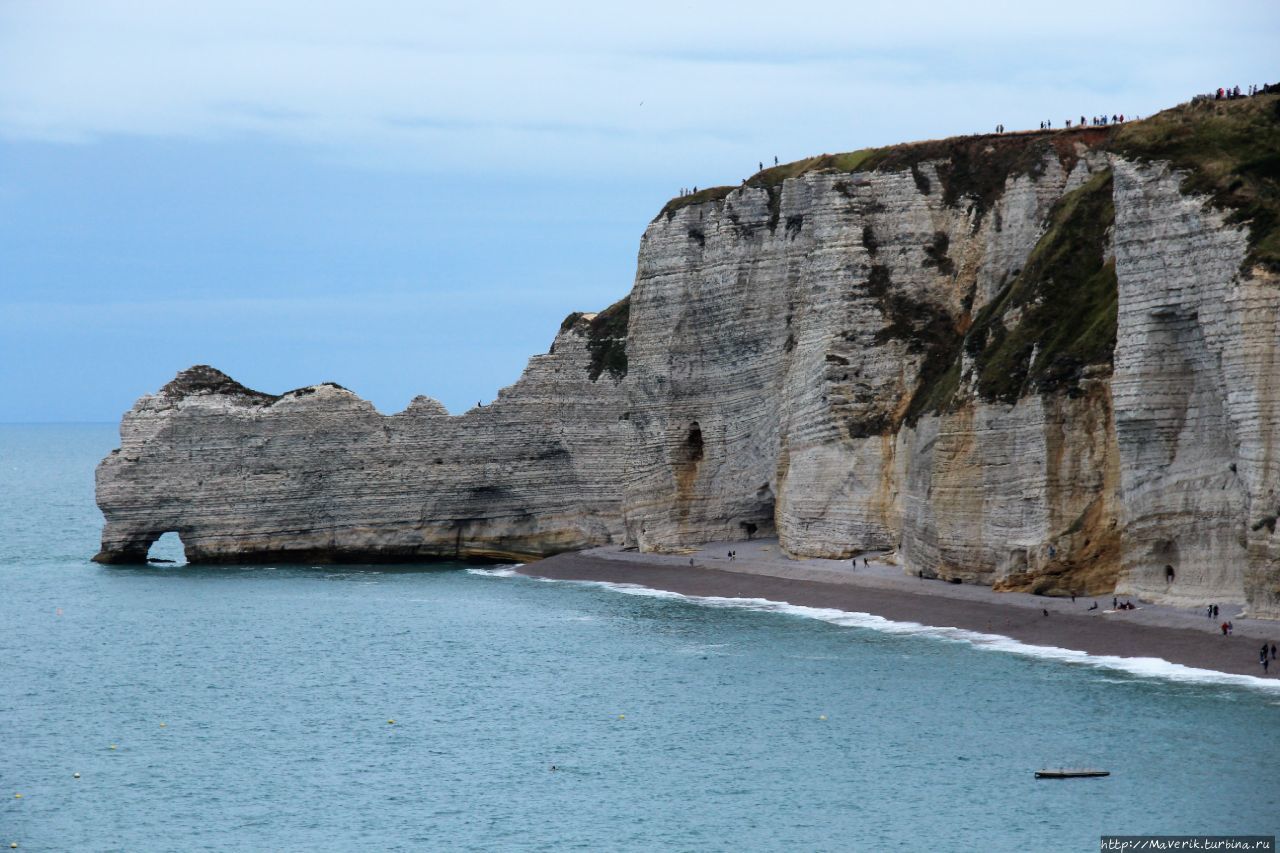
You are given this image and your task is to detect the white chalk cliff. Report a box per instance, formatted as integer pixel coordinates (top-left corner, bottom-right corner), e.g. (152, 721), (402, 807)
(95, 95), (1280, 617)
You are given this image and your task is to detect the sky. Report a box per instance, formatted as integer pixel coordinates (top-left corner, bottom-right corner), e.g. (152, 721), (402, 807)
(2, 1), (1277, 421)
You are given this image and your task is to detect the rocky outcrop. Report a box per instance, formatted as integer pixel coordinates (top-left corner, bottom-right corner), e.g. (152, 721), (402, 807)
(95, 314), (630, 563)
(95, 95), (1280, 616)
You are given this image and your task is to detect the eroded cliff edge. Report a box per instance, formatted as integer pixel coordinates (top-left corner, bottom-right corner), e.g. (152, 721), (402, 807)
(95, 94), (1280, 616)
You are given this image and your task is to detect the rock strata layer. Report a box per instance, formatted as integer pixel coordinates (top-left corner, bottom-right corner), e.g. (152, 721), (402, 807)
(96, 317), (629, 564)
(96, 95), (1280, 617)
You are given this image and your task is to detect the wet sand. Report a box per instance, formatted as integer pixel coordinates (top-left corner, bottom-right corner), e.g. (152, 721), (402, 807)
(520, 542), (1280, 681)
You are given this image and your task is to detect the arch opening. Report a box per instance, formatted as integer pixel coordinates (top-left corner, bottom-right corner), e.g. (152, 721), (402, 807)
(146, 531), (188, 566)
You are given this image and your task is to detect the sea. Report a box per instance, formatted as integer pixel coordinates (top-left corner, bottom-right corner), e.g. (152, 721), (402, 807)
(3, 424), (1278, 852)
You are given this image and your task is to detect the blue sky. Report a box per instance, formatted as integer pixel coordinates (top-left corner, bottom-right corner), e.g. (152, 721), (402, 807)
(2, 1), (1277, 421)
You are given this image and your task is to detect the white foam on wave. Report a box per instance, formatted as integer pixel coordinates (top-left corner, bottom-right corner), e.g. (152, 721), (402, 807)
(486, 572), (1280, 694)
(465, 565), (522, 579)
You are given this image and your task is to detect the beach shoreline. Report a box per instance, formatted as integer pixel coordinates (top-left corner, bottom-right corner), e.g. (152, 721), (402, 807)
(519, 541), (1279, 681)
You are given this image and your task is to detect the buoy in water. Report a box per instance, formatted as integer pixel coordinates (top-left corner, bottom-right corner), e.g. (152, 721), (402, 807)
(819, 715), (827, 721)
(618, 714), (625, 720)
(73, 773), (80, 779)
(12, 794), (20, 799)
(109, 745), (117, 750)
(387, 719), (395, 725)
(159, 722), (166, 728)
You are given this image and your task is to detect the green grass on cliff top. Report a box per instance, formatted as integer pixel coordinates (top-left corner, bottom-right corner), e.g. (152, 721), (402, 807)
(658, 93), (1280, 272)
(1112, 92), (1280, 272)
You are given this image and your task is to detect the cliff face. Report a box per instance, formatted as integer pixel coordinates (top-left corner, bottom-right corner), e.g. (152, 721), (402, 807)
(95, 317), (629, 563)
(95, 95), (1280, 616)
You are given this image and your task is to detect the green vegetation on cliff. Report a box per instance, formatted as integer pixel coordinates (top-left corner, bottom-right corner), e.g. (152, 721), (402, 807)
(584, 296), (630, 381)
(658, 93), (1279, 270)
(650, 94), (1277, 420)
(1112, 92), (1280, 272)
(968, 170), (1118, 403)
(903, 170), (1117, 419)
(657, 127), (1109, 224)
(559, 297), (631, 381)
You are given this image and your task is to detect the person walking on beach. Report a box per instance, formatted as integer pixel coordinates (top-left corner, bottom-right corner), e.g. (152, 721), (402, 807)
(1222, 622), (1230, 636)
(1261, 646), (1270, 673)
(1272, 642), (1277, 660)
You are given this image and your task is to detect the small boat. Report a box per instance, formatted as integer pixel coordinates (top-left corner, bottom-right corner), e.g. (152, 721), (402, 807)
(1035, 769), (1110, 779)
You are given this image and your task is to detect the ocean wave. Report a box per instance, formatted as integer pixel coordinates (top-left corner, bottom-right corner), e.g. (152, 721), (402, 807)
(487, 572), (1280, 693)
(465, 566), (522, 578)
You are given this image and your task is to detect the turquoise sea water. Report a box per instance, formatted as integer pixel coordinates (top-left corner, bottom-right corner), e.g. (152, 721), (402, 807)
(2, 424), (1278, 852)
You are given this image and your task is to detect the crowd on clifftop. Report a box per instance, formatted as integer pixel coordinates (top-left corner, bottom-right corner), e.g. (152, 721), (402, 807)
(999, 113), (1134, 134)
(675, 84), (1275, 203)
(993, 82), (1273, 136)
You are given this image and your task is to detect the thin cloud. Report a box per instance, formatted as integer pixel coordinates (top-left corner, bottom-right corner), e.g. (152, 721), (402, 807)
(1, 0), (1276, 179)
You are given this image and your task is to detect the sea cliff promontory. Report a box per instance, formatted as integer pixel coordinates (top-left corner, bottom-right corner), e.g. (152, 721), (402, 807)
(95, 93), (1280, 617)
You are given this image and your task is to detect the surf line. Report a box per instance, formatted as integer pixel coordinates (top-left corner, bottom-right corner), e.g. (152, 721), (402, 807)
(466, 566), (1280, 694)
